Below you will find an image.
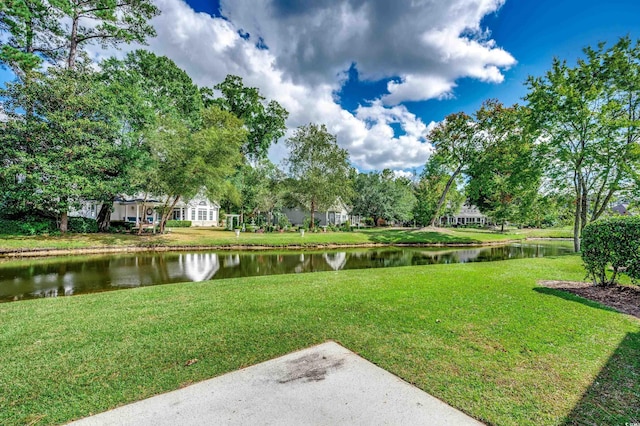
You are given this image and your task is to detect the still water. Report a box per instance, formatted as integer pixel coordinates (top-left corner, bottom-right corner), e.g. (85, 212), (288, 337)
(0, 241), (573, 302)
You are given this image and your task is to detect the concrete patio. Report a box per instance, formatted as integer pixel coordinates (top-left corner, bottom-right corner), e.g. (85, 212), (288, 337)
(69, 341), (483, 425)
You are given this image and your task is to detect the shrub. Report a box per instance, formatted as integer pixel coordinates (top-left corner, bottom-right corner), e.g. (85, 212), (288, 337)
(581, 217), (640, 286)
(68, 217), (98, 233)
(166, 220), (192, 228)
(0, 217), (57, 235)
(109, 221), (134, 232)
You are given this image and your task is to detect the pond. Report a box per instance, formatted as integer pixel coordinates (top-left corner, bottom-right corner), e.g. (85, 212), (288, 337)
(0, 241), (574, 302)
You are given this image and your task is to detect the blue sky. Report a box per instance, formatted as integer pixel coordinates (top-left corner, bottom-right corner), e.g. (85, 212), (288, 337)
(3, 0), (640, 172)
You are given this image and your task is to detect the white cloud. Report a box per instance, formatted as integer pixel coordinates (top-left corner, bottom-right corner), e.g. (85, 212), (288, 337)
(93, 0), (514, 171)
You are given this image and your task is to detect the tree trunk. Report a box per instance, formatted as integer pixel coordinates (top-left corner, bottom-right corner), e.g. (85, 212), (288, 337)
(67, 15), (79, 69)
(580, 180), (588, 233)
(310, 199), (316, 230)
(60, 211), (68, 233)
(429, 166), (462, 227)
(96, 202), (112, 232)
(501, 221), (504, 232)
(137, 202), (146, 236)
(159, 196), (180, 233)
(573, 189), (582, 253)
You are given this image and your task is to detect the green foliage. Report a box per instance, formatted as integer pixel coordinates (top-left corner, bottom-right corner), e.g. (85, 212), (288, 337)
(207, 75), (288, 160)
(148, 106), (247, 232)
(0, 217), (56, 235)
(109, 221), (134, 232)
(165, 220), (192, 228)
(285, 124), (353, 230)
(0, 0), (65, 74)
(0, 67), (127, 230)
(68, 217), (98, 233)
(425, 111), (482, 226)
(466, 101), (542, 229)
(526, 36), (640, 250)
(581, 217), (640, 286)
(352, 169), (416, 226)
(413, 157), (464, 226)
(0, 216), (96, 235)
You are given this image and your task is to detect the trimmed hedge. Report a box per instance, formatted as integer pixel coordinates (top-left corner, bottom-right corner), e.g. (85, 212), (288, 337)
(166, 220), (192, 228)
(581, 216), (640, 286)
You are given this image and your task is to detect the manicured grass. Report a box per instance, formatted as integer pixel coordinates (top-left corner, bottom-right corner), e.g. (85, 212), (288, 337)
(1, 256), (638, 425)
(0, 226), (567, 254)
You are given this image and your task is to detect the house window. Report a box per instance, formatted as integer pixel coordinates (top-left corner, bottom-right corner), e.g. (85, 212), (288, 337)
(190, 209), (195, 220)
(198, 209), (207, 221)
(209, 209), (215, 221)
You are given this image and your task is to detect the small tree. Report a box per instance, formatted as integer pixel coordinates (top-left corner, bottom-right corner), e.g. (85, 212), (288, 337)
(285, 124), (352, 230)
(147, 107), (247, 233)
(582, 217), (640, 286)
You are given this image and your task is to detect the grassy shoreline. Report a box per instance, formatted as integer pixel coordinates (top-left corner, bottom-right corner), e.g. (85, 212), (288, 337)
(0, 227), (573, 257)
(1, 255), (637, 425)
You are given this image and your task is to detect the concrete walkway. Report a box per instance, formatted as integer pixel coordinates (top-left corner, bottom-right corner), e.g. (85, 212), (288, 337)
(69, 341), (483, 425)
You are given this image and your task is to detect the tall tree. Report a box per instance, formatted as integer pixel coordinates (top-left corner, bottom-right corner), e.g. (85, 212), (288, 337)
(0, 66), (124, 231)
(351, 170), (415, 226)
(207, 75), (288, 161)
(526, 37), (640, 251)
(92, 51), (204, 231)
(147, 107), (247, 233)
(285, 124), (352, 230)
(466, 102), (542, 231)
(426, 112), (481, 227)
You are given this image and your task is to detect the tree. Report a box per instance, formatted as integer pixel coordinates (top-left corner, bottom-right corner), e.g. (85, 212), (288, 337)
(147, 107), (247, 233)
(285, 124), (353, 230)
(0, 66), (125, 231)
(92, 51), (204, 231)
(526, 37), (640, 251)
(426, 112), (481, 227)
(59, 0), (159, 69)
(0, 0), (65, 75)
(413, 157), (464, 226)
(466, 101), (542, 231)
(207, 75), (288, 161)
(0, 0), (159, 72)
(351, 170), (415, 226)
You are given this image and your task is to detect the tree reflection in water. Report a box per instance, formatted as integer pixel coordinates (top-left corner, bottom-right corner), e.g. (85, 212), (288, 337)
(0, 242), (573, 302)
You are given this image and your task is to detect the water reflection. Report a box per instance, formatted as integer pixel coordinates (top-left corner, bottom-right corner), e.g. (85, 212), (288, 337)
(0, 242), (573, 302)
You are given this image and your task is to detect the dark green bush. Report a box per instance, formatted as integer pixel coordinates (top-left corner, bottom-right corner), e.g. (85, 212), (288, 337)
(581, 217), (640, 286)
(109, 221), (135, 232)
(0, 217), (57, 235)
(165, 220), (192, 228)
(68, 217), (98, 233)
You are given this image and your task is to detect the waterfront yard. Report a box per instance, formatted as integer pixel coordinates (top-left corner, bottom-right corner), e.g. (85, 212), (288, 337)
(1, 255), (637, 425)
(0, 226), (572, 254)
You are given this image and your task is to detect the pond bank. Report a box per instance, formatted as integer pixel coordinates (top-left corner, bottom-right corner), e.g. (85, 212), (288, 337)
(0, 238), (543, 258)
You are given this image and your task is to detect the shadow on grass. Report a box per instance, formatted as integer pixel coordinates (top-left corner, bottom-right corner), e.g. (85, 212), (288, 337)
(561, 331), (640, 424)
(362, 229), (477, 244)
(533, 287), (621, 316)
(535, 287), (640, 423)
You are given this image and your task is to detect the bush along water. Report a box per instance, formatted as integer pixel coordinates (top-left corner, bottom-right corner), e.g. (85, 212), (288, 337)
(581, 217), (640, 286)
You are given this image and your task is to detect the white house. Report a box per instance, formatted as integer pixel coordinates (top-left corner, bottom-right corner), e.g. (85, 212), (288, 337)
(439, 203), (490, 226)
(72, 192), (220, 227)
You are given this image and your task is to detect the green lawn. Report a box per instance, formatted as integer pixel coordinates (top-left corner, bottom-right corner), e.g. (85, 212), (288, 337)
(1, 255), (637, 425)
(0, 227), (572, 254)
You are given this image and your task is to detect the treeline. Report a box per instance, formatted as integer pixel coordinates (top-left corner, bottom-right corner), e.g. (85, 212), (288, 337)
(1, 3), (639, 249)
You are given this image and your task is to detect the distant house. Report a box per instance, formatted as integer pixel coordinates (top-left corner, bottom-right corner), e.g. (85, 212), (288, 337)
(72, 192), (220, 227)
(438, 203), (490, 226)
(611, 202), (630, 216)
(283, 199), (362, 227)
